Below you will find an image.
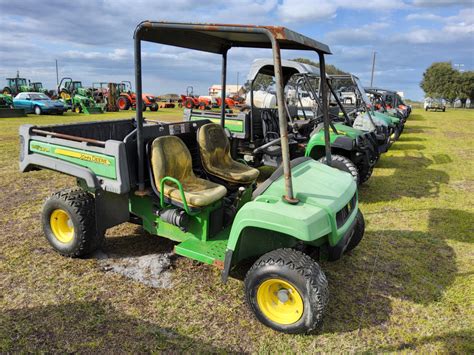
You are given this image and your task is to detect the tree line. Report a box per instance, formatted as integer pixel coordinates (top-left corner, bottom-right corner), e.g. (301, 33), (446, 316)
(421, 62), (474, 107)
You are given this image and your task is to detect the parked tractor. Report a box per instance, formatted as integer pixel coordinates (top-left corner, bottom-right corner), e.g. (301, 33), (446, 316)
(20, 22), (365, 334)
(116, 81), (158, 111)
(0, 93), (26, 118)
(57, 77), (103, 114)
(2, 73), (32, 96)
(179, 86), (211, 110)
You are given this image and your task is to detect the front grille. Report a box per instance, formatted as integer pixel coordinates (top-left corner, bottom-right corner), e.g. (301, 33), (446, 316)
(336, 193), (357, 228)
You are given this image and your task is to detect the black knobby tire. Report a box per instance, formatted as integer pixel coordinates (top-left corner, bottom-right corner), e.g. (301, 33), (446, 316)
(42, 188), (104, 257)
(359, 165), (374, 184)
(150, 102), (159, 111)
(318, 154), (359, 185)
(346, 209), (365, 252)
(244, 248), (329, 334)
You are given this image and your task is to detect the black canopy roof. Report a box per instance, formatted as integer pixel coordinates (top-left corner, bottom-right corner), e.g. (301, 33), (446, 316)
(134, 21), (331, 55)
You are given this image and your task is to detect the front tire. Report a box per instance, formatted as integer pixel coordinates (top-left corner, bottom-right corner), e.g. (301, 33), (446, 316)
(318, 154), (359, 185)
(150, 102), (158, 111)
(34, 105), (42, 115)
(245, 248), (329, 334)
(42, 188), (104, 257)
(346, 209), (365, 252)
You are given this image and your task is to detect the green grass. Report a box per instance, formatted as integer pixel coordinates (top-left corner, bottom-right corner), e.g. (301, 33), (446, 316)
(1, 108), (473, 352)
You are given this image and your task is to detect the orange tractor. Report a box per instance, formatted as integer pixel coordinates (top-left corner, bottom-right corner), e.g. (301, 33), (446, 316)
(116, 81), (158, 111)
(178, 86), (211, 110)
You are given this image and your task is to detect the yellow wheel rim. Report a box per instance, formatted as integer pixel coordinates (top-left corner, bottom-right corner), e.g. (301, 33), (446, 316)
(256, 278), (304, 325)
(50, 209), (74, 243)
(75, 106), (81, 113)
(60, 92), (70, 100)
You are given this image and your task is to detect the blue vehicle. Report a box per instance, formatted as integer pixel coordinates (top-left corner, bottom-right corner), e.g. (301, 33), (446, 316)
(14, 92), (65, 115)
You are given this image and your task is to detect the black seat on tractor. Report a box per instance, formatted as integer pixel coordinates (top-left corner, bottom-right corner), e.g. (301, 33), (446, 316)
(150, 135), (227, 208)
(197, 123), (259, 185)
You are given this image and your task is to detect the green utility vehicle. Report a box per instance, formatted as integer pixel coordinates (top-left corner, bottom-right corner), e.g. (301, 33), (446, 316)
(185, 59), (379, 184)
(58, 77), (104, 114)
(328, 74), (403, 147)
(20, 22), (365, 334)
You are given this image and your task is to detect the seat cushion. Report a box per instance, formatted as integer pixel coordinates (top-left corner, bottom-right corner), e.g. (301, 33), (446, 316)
(198, 123), (259, 184)
(151, 136), (226, 208)
(162, 176), (227, 208)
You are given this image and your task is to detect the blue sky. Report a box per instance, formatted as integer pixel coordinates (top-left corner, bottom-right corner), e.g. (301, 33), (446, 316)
(0, 0), (472, 100)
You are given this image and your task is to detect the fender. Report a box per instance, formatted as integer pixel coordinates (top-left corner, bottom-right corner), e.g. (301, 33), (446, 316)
(305, 131), (355, 158)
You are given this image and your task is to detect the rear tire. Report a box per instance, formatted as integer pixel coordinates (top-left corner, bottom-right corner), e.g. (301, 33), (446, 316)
(117, 96), (130, 110)
(185, 99), (194, 109)
(318, 154), (359, 185)
(42, 188), (104, 257)
(346, 209), (365, 252)
(245, 248), (328, 334)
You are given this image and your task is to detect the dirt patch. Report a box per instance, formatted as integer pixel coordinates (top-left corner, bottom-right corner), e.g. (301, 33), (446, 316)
(98, 251), (174, 289)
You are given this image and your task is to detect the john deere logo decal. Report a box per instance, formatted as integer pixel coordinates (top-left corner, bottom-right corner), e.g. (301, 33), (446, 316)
(54, 148), (111, 165)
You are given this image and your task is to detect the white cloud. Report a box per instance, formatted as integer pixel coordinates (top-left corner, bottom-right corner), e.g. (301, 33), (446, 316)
(325, 22), (390, 44)
(406, 13), (444, 21)
(278, 0), (338, 22)
(278, 0), (405, 23)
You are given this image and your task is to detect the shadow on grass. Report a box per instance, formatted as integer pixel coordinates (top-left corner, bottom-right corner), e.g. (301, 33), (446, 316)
(396, 136), (427, 142)
(320, 208), (469, 334)
(102, 225), (176, 258)
(389, 143), (426, 151)
(373, 329), (474, 352)
(405, 114), (426, 121)
(1, 301), (228, 353)
(360, 154), (449, 203)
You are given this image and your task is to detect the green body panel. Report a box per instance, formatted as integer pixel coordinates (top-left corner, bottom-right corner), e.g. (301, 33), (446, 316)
(29, 141), (116, 179)
(305, 122), (362, 156)
(227, 160), (357, 261)
(129, 161), (356, 266)
(189, 115), (244, 133)
(128, 186), (253, 265)
(373, 111), (399, 126)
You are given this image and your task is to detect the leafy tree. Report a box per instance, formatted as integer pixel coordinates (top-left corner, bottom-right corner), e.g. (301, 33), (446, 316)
(421, 61), (474, 107)
(457, 71), (474, 108)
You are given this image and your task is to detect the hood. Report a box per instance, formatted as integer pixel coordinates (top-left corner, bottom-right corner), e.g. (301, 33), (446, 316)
(261, 159), (356, 214)
(333, 123), (365, 138)
(373, 111), (399, 125)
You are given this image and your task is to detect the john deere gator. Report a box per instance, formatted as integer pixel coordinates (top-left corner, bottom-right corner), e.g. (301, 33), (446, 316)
(20, 22), (366, 334)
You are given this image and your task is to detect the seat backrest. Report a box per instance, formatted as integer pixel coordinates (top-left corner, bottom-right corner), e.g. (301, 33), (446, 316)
(151, 136), (194, 186)
(197, 123), (232, 168)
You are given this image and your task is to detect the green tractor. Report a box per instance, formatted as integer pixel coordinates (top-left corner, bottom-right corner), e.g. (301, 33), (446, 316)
(0, 93), (27, 118)
(19, 22), (366, 334)
(2, 73), (32, 96)
(58, 77), (104, 114)
(30, 82), (53, 97)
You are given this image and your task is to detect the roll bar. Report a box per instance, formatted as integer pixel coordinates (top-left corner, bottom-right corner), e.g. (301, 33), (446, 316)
(133, 21), (333, 203)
